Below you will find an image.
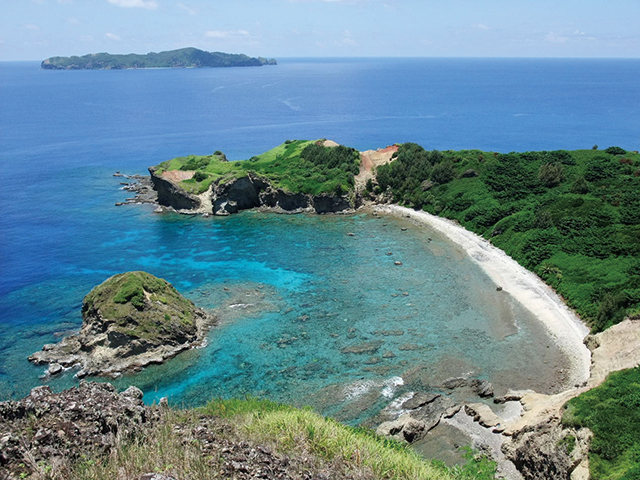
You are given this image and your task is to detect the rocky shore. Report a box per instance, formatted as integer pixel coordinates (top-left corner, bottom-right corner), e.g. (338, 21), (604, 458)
(29, 272), (216, 379)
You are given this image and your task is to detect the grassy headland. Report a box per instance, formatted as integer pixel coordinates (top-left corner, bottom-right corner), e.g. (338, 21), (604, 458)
(153, 139), (361, 196)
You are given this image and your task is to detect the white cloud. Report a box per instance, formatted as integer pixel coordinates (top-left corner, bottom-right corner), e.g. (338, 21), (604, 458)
(177, 2), (196, 15)
(24, 24), (41, 31)
(57, 0), (73, 4)
(106, 0), (158, 10)
(472, 24), (491, 31)
(105, 32), (122, 41)
(546, 32), (569, 44)
(67, 17), (80, 24)
(205, 30), (250, 39)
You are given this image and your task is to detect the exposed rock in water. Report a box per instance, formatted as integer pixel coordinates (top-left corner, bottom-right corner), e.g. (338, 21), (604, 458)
(376, 393), (456, 444)
(340, 341), (384, 355)
(470, 378), (495, 398)
(29, 271), (216, 378)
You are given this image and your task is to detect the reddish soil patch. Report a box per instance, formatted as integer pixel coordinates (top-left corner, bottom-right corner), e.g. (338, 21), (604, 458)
(162, 170), (194, 182)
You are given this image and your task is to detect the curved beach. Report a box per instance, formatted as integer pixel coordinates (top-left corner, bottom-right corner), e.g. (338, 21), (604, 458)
(374, 204), (592, 388)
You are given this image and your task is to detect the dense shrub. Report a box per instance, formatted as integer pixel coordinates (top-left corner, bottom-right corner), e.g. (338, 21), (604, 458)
(373, 144), (640, 332)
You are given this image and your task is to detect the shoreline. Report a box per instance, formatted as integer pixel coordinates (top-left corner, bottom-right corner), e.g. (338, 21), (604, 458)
(372, 204), (592, 389)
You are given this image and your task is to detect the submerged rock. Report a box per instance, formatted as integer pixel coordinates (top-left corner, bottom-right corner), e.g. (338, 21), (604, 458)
(29, 271), (216, 378)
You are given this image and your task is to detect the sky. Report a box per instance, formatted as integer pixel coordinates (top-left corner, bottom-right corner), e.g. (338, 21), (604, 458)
(1, 0), (639, 61)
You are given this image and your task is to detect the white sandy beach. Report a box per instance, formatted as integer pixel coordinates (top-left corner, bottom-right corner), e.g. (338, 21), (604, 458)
(374, 204), (592, 388)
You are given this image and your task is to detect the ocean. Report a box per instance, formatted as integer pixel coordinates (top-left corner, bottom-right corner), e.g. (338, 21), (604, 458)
(1, 57), (638, 423)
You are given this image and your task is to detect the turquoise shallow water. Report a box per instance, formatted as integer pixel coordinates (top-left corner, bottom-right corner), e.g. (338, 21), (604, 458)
(0, 206), (569, 424)
(2, 57), (637, 423)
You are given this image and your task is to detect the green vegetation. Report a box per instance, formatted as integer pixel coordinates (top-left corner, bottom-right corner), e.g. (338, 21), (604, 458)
(376, 143), (640, 332)
(562, 367), (640, 480)
(83, 271), (196, 341)
(41, 47), (277, 70)
(66, 397), (496, 480)
(154, 139), (361, 196)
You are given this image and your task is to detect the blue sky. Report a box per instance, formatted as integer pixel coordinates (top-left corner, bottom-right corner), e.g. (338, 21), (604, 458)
(1, 0), (639, 61)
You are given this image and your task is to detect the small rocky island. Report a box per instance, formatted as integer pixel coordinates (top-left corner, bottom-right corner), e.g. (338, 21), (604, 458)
(41, 47), (277, 70)
(29, 271), (215, 378)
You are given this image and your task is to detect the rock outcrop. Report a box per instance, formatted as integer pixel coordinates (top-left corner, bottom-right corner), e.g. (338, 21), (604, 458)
(29, 272), (215, 378)
(0, 382), (360, 480)
(149, 167), (202, 211)
(376, 392), (455, 444)
(149, 169), (355, 216)
(502, 418), (591, 480)
(0, 382), (148, 476)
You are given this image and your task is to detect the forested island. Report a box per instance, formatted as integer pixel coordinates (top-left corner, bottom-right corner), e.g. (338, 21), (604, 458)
(41, 47), (277, 70)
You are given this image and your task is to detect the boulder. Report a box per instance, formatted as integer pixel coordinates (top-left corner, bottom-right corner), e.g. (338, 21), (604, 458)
(470, 379), (494, 398)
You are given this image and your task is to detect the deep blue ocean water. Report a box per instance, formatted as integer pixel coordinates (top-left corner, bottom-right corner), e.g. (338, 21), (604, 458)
(1, 58), (639, 422)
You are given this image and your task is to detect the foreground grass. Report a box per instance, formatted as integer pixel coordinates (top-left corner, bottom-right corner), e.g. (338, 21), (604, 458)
(562, 366), (640, 480)
(67, 397), (496, 480)
(201, 397), (496, 480)
(70, 409), (215, 480)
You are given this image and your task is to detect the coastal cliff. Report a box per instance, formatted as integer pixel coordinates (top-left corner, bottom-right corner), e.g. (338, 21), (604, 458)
(147, 140), (360, 216)
(29, 271), (215, 378)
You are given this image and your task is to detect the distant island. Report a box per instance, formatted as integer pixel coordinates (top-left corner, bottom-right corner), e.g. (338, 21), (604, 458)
(41, 47), (277, 70)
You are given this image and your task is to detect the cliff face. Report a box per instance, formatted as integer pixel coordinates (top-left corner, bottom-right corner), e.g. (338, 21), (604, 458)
(149, 167), (202, 211)
(29, 272), (215, 378)
(150, 170), (356, 216)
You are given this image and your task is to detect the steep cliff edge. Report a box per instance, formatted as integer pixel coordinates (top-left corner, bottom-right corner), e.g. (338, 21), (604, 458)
(29, 271), (215, 378)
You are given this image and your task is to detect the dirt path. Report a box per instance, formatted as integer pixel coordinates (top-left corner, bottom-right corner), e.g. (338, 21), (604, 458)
(355, 145), (398, 189)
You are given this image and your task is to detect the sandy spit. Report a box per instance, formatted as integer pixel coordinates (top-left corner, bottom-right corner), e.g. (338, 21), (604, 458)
(374, 205), (592, 388)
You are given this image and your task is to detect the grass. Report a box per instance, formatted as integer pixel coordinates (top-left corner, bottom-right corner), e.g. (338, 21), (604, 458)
(202, 397), (496, 480)
(41, 396), (497, 480)
(70, 410), (216, 480)
(153, 139), (360, 197)
(84, 271), (196, 342)
(562, 366), (640, 480)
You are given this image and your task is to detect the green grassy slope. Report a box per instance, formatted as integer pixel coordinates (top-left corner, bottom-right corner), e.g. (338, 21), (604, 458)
(374, 144), (640, 333)
(154, 139), (361, 196)
(563, 367), (640, 480)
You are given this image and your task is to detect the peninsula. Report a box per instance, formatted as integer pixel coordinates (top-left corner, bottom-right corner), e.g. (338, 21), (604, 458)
(41, 47), (277, 70)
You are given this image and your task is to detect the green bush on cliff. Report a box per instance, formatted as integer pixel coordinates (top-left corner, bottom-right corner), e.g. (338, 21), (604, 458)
(562, 367), (640, 480)
(377, 143), (640, 332)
